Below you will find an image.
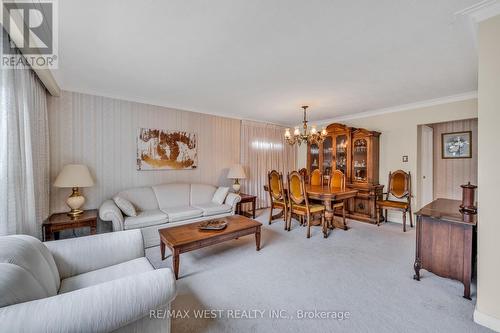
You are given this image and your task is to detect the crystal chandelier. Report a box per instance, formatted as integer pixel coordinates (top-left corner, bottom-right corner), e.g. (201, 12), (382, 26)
(284, 106), (327, 146)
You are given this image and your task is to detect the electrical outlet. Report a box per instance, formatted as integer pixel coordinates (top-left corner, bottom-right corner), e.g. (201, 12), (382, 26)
(402, 155), (408, 162)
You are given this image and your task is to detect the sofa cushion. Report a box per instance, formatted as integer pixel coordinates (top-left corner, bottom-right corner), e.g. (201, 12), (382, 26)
(153, 184), (190, 209)
(190, 184), (217, 205)
(193, 203), (232, 216)
(162, 206), (203, 222)
(0, 263), (50, 308)
(117, 187), (159, 211)
(113, 196), (137, 217)
(0, 235), (60, 307)
(58, 258), (154, 294)
(124, 209), (168, 230)
(212, 187), (229, 205)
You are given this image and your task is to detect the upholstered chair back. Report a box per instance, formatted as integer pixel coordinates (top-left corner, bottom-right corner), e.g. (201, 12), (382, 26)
(268, 170), (284, 201)
(0, 235), (60, 308)
(288, 171), (306, 205)
(310, 169), (322, 186)
(389, 170), (410, 199)
(330, 170), (345, 190)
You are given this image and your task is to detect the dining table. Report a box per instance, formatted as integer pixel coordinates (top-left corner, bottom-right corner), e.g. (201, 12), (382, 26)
(263, 184), (358, 231)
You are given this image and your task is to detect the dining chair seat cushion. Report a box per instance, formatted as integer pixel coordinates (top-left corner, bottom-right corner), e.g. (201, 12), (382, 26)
(291, 204), (325, 213)
(273, 199), (286, 206)
(376, 200), (408, 210)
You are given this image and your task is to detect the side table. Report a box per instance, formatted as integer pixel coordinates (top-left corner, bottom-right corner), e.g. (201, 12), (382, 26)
(236, 193), (257, 219)
(43, 209), (98, 241)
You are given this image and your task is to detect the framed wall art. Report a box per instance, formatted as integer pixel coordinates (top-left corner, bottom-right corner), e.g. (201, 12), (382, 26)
(137, 128), (198, 170)
(441, 131), (472, 159)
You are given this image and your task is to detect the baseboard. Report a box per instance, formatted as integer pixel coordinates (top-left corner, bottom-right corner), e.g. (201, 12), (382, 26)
(474, 308), (500, 332)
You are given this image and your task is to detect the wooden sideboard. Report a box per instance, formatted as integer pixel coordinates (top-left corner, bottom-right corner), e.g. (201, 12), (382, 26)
(307, 123), (382, 223)
(413, 198), (476, 299)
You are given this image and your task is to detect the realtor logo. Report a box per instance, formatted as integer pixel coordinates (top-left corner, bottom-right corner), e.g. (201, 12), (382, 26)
(1, 0), (58, 68)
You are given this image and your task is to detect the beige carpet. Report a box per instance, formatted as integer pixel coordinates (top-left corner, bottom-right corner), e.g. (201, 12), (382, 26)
(146, 209), (491, 333)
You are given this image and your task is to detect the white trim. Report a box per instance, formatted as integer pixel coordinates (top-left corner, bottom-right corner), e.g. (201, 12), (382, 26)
(317, 91), (478, 124)
(456, 0), (500, 22)
(474, 308), (500, 332)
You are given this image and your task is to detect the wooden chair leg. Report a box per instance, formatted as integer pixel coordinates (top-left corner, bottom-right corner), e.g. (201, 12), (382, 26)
(268, 203), (273, 225)
(384, 209), (388, 222)
(287, 207), (291, 231)
(283, 205), (288, 230)
(342, 204), (346, 230)
(322, 213), (327, 238)
(403, 210), (407, 232)
(376, 206), (380, 226)
(306, 213), (311, 238)
(409, 207), (414, 228)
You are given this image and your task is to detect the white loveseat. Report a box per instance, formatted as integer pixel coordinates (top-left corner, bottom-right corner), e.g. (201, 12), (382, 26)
(0, 229), (176, 333)
(99, 183), (241, 248)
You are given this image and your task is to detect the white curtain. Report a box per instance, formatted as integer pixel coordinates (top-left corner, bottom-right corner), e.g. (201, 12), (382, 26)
(0, 36), (50, 237)
(240, 120), (297, 208)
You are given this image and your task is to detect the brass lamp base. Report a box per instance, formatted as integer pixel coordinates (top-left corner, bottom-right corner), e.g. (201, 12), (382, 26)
(66, 187), (86, 218)
(67, 209), (84, 218)
(232, 179), (241, 194)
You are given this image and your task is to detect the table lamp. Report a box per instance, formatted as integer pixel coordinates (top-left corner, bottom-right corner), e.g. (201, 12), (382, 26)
(54, 164), (94, 217)
(227, 164), (246, 193)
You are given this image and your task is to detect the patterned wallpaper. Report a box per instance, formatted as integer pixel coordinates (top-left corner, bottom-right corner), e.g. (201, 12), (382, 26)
(432, 118), (478, 200)
(48, 91), (240, 213)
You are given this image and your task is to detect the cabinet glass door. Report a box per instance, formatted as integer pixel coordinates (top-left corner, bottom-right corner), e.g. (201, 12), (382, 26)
(335, 134), (348, 175)
(353, 138), (367, 182)
(309, 144), (320, 171)
(322, 136), (333, 177)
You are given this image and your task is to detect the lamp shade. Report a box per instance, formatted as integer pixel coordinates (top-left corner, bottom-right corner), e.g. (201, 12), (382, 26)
(227, 164), (246, 179)
(54, 164), (94, 188)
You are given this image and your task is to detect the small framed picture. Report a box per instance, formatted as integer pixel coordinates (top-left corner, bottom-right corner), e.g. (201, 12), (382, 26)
(441, 131), (472, 159)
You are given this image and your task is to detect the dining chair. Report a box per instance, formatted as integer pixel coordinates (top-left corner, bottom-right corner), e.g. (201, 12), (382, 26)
(299, 168), (308, 184)
(376, 170), (413, 232)
(287, 171), (327, 238)
(309, 169), (322, 186)
(267, 170), (288, 229)
(328, 170), (347, 229)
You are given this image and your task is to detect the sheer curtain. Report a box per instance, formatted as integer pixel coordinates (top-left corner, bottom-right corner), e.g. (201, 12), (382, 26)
(240, 120), (297, 208)
(0, 35), (50, 237)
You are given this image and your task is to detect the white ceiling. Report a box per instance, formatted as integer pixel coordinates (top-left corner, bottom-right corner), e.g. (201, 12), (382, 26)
(54, 0), (479, 126)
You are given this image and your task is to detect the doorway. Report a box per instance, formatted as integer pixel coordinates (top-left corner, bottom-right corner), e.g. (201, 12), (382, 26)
(417, 118), (478, 208)
(418, 125), (434, 207)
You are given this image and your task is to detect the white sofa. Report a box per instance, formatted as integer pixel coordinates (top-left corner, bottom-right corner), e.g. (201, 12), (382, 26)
(0, 229), (176, 333)
(99, 183), (241, 248)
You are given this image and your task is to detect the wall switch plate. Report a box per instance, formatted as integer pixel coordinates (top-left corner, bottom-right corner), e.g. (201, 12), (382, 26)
(402, 155), (408, 162)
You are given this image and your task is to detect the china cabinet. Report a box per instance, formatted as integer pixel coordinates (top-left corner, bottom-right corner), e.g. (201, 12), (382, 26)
(307, 143), (320, 172)
(306, 124), (382, 223)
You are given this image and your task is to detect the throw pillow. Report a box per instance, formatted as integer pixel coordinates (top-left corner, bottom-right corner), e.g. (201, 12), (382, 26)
(212, 187), (229, 205)
(113, 196), (137, 217)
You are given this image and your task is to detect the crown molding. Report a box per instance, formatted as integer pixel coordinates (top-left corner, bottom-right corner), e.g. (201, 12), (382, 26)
(317, 91), (478, 124)
(455, 0), (500, 22)
(58, 88), (289, 127)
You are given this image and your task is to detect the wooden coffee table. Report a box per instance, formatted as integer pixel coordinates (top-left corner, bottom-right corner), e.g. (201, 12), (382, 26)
(159, 215), (262, 279)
